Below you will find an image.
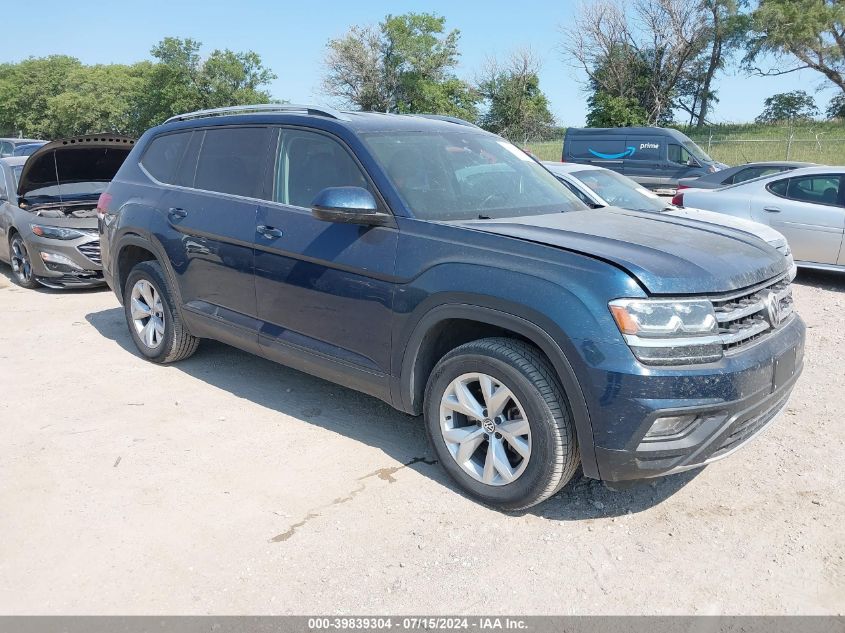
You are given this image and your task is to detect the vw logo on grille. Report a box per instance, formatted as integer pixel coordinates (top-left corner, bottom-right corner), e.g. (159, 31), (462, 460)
(764, 292), (783, 328)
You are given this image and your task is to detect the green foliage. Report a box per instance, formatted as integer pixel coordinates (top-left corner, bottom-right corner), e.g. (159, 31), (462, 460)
(323, 12), (478, 119)
(477, 53), (555, 142)
(586, 92), (649, 127)
(827, 93), (845, 119)
(0, 38), (276, 139)
(755, 90), (819, 123)
(746, 0), (845, 91)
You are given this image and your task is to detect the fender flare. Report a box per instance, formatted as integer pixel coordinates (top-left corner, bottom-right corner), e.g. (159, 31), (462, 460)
(398, 303), (599, 478)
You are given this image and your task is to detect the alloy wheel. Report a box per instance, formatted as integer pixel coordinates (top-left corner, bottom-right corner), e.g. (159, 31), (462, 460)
(439, 372), (531, 486)
(10, 237), (32, 285)
(130, 279), (166, 349)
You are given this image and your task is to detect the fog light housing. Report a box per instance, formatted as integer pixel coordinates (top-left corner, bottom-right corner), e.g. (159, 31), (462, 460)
(645, 414), (698, 439)
(40, 251), (83, 273)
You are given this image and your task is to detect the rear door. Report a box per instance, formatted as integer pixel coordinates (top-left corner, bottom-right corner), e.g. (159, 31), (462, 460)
(751, 173), (845, 264)
(253, 127), (398, 392)
(145, 126), (274, 338)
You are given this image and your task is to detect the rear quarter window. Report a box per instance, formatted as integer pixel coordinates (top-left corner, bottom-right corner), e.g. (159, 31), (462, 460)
(140, 132), (193, 184)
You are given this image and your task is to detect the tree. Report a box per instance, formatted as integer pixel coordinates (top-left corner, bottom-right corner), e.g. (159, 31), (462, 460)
(477, 50), (555, 142)
(0, 56), (82, 137)
(586, 93), (649, 127)
(755, 90), (819, 123)
(322, 12), (478, 119)
(137, 37), (276, 130)
(827, 93), (845, 119)
(562, 0), (711, 125)
(745, 0), (845, 91)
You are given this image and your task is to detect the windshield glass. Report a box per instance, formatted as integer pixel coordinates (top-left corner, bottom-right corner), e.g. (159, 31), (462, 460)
(571, 168), (667, 212)
(362, 131), (586, 220)
(685, 139), (712, 163)
(12, 166), (23, 188)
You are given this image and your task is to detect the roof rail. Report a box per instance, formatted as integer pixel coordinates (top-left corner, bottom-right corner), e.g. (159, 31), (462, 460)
(413, 114), (482, 129)
(164, 103), (351, 124)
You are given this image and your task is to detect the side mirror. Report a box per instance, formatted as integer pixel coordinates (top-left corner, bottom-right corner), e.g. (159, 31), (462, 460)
(311, 187), (390, 226)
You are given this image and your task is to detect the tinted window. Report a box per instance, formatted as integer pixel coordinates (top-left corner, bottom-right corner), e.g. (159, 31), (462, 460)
(172, 131), (202, 188)
(785, 175), (841, 206)
(275, 129), (370, 207)
(141, 132), (192, 183)
(730, 166), (786, 184)
(767, 179), (788, 196)
(363, 131), (585, 220)
(668, 144), (691, 165)
(558, 178), (594, 205)
(194, 127), (270, 198)
(0, 142), (12, 158)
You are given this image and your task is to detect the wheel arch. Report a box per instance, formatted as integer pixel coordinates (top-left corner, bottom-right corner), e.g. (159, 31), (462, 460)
(397, 303), (599, 478)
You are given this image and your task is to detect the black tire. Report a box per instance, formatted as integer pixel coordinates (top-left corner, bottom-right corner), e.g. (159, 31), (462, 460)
(423, 337), (579, 511)
(123, 260), (199, 363)
(9, 233), (40, 289)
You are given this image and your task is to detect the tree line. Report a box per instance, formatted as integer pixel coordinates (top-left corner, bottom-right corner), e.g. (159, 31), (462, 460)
(2, 2), (845, 142)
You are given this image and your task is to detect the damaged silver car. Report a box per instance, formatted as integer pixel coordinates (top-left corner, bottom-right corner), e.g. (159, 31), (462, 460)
(0, 136), (134, 288)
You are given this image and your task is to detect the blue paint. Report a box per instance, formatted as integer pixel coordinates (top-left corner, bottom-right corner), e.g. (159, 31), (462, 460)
(588, 146), (636, 160)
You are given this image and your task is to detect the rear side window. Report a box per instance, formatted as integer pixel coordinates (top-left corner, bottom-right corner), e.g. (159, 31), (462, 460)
(729, 166), (786, 185)
(274, 129), (371, 208)
(767, 178), (788, 196)
(781, 175), (842, 206)
(194, 127), (271, 199)
(141, 132), (192, 184)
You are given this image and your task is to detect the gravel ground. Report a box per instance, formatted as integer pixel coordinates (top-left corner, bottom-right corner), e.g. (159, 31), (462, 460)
(0, 265), (842, 615)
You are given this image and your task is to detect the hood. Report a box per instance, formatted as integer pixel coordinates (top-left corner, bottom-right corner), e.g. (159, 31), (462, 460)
(459, 208), (787, 295)
(17, 135), (135, 201)
(663, 207), (787, 249)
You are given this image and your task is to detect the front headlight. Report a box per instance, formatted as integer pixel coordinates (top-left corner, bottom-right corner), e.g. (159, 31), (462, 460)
(609, 298), (722, 365)
(31, 225), (86, 240)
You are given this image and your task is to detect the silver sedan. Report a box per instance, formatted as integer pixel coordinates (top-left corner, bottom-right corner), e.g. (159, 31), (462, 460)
(676, 166), (845, 273)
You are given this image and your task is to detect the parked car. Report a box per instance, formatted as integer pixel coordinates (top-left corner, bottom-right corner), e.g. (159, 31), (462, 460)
(0, 137), (47, 158)
(543, 161), (796, 272)
(12, 141), (48, 157)
(0, 136), (135, 288)
(677, 161), (815, 190)
(674, 166), (845, 273)
(100, 104), (804, 511)
(562, 126), (728, 191)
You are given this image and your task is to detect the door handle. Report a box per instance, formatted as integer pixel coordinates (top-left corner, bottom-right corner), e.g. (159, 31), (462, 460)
(763, 207), (782, 213)
(168, 207), (188, 219)
(257, 225), (283, 239)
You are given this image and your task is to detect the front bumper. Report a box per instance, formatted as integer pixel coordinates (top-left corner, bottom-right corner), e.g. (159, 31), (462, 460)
(24, 232), (105, 288)
(585, 314), (805, 481)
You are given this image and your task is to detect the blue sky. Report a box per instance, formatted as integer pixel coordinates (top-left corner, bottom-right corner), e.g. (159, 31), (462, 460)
(6, 0), (838, 125)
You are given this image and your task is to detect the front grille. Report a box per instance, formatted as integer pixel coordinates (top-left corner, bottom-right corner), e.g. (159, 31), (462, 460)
(77, 241), (101, 265)
(711, 275), (794, 352)
(711, 392), (790, 458)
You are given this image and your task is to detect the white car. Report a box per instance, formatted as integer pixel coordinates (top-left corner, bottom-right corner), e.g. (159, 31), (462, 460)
(673, 166), (845, 273)
(543, 161), (796, 274)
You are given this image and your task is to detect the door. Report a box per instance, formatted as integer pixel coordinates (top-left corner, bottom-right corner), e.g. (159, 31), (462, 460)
(145, 126), (274, 331)
(751, 174), (845, 265)
(623, 136), (664, 188)
(568, 137), (627, 174)
(254, 127), (398, 391)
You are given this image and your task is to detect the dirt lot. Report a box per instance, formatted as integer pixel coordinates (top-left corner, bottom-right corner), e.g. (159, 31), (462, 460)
(0, 266), (842, 615)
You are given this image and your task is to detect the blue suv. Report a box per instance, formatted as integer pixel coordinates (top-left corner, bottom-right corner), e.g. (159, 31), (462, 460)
(98, 105), (805, 510)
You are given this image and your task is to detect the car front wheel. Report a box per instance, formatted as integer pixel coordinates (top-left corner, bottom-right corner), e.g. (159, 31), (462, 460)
(9, 234), (40, 289)
(424, 338), (579, 511)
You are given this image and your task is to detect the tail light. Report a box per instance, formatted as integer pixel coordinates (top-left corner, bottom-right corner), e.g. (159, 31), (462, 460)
(671, 192), (684, 207)
(96, 192), (113, 221)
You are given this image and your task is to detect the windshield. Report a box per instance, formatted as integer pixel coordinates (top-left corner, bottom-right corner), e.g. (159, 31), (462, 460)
(362, 131), (587, 220)
(571, 168), (668, 212)
(12, 166), (23, 188)
(685, 139), (712, 163)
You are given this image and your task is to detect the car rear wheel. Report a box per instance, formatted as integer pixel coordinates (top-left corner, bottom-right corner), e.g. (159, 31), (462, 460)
(9, 234), (40, 289)
(424, 338), (579, 511)
(124, 260), (199, 363)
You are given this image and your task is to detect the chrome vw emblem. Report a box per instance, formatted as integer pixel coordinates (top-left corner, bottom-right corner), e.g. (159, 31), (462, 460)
(482, 418), (496, 434)
(764, 292), (783, 328)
